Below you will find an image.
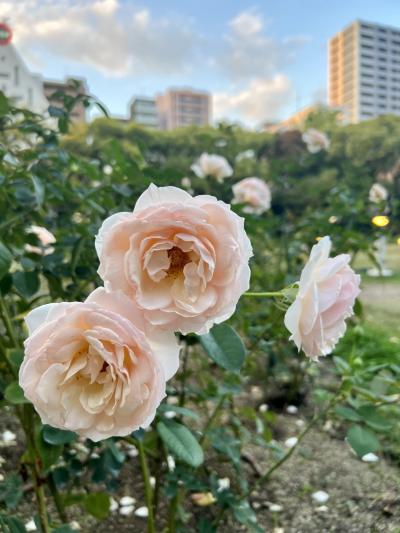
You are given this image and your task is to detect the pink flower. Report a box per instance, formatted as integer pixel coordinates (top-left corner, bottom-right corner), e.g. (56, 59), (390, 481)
(96, 184), (253, 335)
(284, 237), (360, 360)
(232, 177), (271, 215)
(191, 153), (233, 183)
(302, 129), (330, 153)
(369, 183), (388, 203)
(25, 225), (56, 256)
(19, 288), (180, 441)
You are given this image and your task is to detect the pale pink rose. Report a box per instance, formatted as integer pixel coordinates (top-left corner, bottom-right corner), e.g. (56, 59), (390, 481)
(369, 183), (388, 203)
(25, 225), (56, 255)
(19, 288), (180, 441)
(302, 129), (330, 153)
(191, 153), (233, 183)
(284, 237), (360, 360)
(232, 177), (271, 215)
(95, 184), (253, 335)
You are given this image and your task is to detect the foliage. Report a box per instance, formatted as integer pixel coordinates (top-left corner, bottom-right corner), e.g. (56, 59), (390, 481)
(0, 93), (399, 531)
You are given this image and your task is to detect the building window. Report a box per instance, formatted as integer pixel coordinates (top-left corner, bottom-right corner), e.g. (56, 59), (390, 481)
(14, 66), (19, 86)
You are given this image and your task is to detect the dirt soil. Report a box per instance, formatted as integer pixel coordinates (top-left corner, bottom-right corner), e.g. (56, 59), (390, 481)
(1, 405), (399, 533)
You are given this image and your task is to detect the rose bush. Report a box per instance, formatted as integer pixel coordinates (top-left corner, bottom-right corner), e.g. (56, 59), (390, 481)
(0, 94), (398, 533)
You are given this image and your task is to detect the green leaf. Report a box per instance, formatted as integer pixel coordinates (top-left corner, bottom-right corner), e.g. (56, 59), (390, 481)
(6, 348), (24, 369)
(4, 382), (28, 404)
(30, 175), (45, 208)
(53, 526), (76, 533)
(12, 271), (40, 298)
(0, 474), (23, 509)
(346, 425), (380, 458)
(0, 91), (10, 115)
(34, 425), (63, 472)
(335, 406), (362, 422)
(199, 324), (246, 372)
(0, 515), (26, 533)
(84, 492), (110, 520)
(42, 425), (76, 445)
(357, 406), (392, 431)
(157, 420), (204, 468)
(0, 241), (12, 280)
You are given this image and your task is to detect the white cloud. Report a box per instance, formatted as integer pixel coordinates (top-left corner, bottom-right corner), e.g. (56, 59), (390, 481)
(218, 9), (308, 82)
(229, 11), (263, 37)
(214, 75), (294, 126)
(0, 0), (199, 77)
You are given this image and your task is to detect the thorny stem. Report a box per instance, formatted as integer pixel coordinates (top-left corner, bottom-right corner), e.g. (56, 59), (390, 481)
(136, 439), (156, 533)
(48, 472), (68, 523)
(178, 342), (189, 407)
(213, 390), (342, 528)
(200, 395), (226, 445)
(0, 293), (19, 347)
(22, 406), (51, 533)
(244, 291), (283, 298)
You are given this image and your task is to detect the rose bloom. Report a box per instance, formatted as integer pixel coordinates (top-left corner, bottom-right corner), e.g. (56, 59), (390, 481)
(191, 153), (233, 183)
(284, 236), (360, 360)
(25, 225), (56, 256)
(369, 183), (388, 203)
(96, 184), (253, 335)
(19, 288), (180, 441)
(232, 177), (271, 215)
(302, 129), (330, 153)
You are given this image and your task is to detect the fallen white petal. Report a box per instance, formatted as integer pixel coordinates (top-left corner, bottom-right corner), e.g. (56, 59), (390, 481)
(286, 405), (298, 414)
(119, 505), (134, 516)
(135, 506), (149, 518)
(217, 477), (230, 491)
(120, 496), (136, 507)
(362, 452), (379, 463)
(2, 430), (16, 443)
(110, 497), (119, 512)
(268, 503), (283, 512)
(284, 437), (298, 448)
(25, 519), (37, 532)
(312, 490), (330, 503)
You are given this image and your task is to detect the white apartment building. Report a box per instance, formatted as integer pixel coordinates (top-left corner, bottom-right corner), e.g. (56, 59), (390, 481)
(329, 20), (400, 123)
(0, 23), (48, 114)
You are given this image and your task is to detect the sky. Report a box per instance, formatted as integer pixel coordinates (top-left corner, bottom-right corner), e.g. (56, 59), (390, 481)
(2, 0), (400, 127)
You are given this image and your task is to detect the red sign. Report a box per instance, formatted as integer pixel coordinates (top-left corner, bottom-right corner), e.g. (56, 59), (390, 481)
(0, 23), (12, 46)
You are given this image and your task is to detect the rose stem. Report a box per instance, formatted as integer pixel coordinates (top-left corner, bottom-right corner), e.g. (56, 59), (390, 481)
(137, 438), (156, 533)
(23, 405), (51, 533)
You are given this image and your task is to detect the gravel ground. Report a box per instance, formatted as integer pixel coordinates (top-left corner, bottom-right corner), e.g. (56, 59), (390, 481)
(1, 406), (398, 533)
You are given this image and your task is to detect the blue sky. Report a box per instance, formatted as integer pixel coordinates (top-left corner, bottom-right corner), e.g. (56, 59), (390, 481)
(3, 0), (400, 126)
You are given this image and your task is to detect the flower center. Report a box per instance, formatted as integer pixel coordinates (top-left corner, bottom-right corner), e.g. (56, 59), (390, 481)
(167, 247), (190, 278)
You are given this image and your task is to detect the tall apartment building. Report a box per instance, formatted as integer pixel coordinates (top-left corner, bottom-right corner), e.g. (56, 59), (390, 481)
(156, 88), (211, 130)
(130, 97), (159, 128)
(43, 78), (88, 123)
(329, 20), (400, 123)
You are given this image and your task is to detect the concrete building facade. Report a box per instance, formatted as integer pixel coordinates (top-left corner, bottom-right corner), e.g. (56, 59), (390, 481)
(329, 20), (400, 123)
(130, 97), (159, 128)
(156, 88), (211, 130)
(43, 78), (88, 123)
